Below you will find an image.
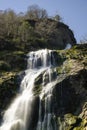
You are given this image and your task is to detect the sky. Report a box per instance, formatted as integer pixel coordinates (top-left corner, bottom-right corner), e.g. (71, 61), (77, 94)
(0, 0), (87, 43)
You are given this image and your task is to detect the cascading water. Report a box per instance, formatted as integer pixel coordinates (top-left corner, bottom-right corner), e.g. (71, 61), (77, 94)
(0, 49), (58, 130)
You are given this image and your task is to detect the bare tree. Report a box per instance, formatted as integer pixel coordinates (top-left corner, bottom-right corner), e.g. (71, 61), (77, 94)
(26, 4), (48, 19)
(80, 36), (87, 44)
(53, 14), (62, 22)
(3, 9), (17, 37)
(0, 11), (5, 37)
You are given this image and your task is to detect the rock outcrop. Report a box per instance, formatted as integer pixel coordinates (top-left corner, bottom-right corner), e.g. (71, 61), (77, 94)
(26, 18), (77, 50)
(0, 43), (87, 130)
(0, 18), (76, 51)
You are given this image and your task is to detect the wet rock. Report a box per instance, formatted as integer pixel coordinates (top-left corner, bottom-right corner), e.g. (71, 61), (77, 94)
(27, 96), (39, 130)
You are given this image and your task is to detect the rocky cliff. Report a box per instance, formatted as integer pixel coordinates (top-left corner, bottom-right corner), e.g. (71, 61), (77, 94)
(24, 19), (77, 50)
(33, 19), (76, 46)
(0, 43), (87, 129)
(0, 18), (76, 51)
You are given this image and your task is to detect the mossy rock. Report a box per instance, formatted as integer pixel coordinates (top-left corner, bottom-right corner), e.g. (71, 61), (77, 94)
(34, 73), (43, 86)
(0, 60), (11, 71)
(81, 119), (87, 128)
(66, 126), (73, 130)
(64, 113), (78, 126)
(73, 119), (87, 130)
(0, 72), (17, 84)
(64, 113), (87, 130)
(0, 71), (19, 120)
(58, 44), (87, 62)
(56, 44), (87, 76)
(33, 85), (42, 95)
(52, 50), (66, 66)
(0, 51), (27, 72)
(73, 127), (84, 130)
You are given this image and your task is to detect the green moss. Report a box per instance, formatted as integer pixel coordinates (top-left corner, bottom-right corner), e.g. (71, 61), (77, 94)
(56, 45), (87, 66)
(33, 72), (43, 95)
(0, 50), (27, 118)
(64, 113), (78, 126)
(73, 118), (87, 130)
(66, 126), (73, 130)
(56, 59), (76, 75)
(66, 49), (81, 59)
(0, 72), (17, 84)
(55, 50), (66, 65)
(0, 50), (26, 72)
(64, 113), (87, 130)
(56, 66), (63, 74)
(34, 74), (43, 86)
(63, 60), (73, 73)
(56, 44), (87, 76)
(33, 85), (42, 95)
(0, 71), (19, 118)
(73, 127), (84, 130)
(0, 61), (11, 71)
(81, 119), (87, 128)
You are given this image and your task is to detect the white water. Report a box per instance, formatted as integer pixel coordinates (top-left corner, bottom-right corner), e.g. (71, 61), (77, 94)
(65, 43), (71, 49)
(0, 49), (58, 130)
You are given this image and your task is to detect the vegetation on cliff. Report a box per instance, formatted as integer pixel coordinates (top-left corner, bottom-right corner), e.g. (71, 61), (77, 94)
(0, 43), (87, 127)
(0, 5), (76, 51)
(0, 5), (87, 129)
(56, 44), (87, 129)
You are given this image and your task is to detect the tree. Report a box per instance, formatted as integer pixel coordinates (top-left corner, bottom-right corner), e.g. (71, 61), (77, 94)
(26, 4), (48, 19)
(0, 9), (18, 39)
(0, 11), (6, 37)
(18, 21), (34, 42)
(80, 36), (87, 44)
(53, 14), (62, 22)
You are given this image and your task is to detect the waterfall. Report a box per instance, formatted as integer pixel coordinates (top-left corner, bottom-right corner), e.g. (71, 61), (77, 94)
(0, 49), (58, 130)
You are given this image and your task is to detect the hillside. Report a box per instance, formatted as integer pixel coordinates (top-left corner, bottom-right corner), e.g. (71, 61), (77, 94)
(0, 8), (87, 130)
(0, 43), (87, 130)
(0, 15), (76, 51)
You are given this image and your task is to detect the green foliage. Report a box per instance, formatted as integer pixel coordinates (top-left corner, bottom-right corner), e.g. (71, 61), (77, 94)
(12, 38), (21, 44)
(0, 5), (76, 51)
(0, 51), (26, 71)
(0, 50), (26, 118)
(0, 72), (19, 114)
(18, 21), (34, 42)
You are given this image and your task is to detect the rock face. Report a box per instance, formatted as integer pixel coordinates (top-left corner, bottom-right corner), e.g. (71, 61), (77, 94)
(0, 18), (76, 51)
(27, 19), (77, 50)
(0, 44), (87, 130)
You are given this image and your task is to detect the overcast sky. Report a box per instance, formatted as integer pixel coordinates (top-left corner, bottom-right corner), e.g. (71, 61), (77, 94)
(0, 0), (87, 43)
